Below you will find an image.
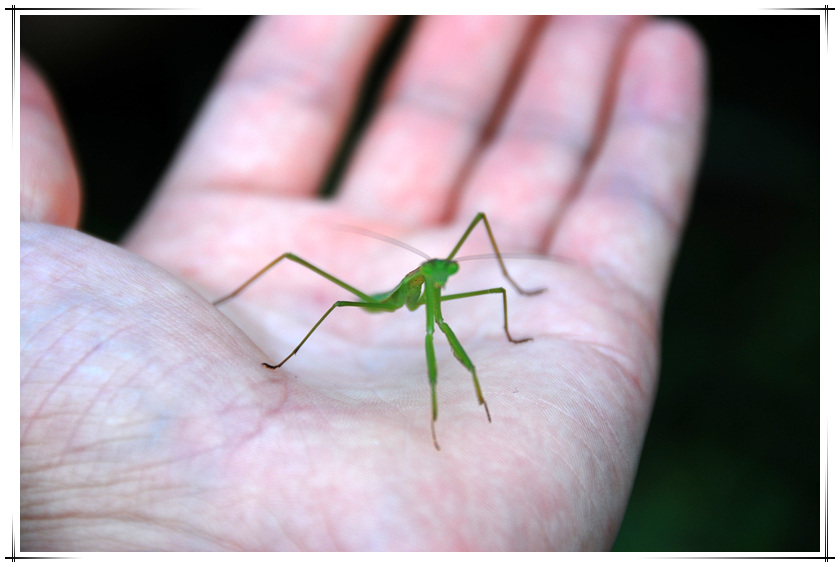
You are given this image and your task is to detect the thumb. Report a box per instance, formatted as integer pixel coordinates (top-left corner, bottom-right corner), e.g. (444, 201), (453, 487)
(21, 55), (81, 226)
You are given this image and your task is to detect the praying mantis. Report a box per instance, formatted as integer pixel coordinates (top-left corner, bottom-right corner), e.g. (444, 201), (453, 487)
(213, 212), (545, 450)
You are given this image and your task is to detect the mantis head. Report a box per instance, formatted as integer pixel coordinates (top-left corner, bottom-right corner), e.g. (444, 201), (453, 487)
(421, 259), (459, 289)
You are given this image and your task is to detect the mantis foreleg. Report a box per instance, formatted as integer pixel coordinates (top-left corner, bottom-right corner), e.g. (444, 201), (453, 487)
(425, 331), (441, 451)
(437, 319), (491, 423)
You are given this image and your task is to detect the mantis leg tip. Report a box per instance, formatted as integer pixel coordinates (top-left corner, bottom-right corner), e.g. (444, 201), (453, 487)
(431, 421), (441, 451)
(263, 352), (296, 370)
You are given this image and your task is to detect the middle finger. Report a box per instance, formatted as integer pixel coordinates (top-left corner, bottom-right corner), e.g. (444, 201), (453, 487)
(338, 16), (534, 227)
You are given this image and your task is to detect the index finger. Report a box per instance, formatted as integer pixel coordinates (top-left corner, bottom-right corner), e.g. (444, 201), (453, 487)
(158, 16), (393, 199)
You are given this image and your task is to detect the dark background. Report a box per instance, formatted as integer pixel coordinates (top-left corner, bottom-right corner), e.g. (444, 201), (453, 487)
(20, 15), (820, 551)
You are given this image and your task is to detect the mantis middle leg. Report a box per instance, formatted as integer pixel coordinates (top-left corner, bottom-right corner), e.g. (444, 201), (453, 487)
(440, 287), (533, 344)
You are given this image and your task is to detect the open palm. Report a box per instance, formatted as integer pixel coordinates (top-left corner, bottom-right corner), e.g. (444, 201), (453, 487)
(20, 16), (706, 550)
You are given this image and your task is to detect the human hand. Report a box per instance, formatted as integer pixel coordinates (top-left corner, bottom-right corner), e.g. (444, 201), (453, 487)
(21, 16), (706, 550)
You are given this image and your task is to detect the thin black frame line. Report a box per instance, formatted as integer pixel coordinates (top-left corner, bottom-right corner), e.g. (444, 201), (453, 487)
(9, 8), (176, 558)
(8, 11), (833, 556)
(657, 557), (835, 560)
(764, 5), (833, 47)
(9, 4), (12, 143)
(765, 9), (831, 558)
(6, 2), (182, 142)
(6, 519), (77, 561)
(4, 6), (180, 9)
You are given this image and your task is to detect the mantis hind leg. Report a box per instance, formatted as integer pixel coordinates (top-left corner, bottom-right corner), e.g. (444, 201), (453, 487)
(437, 321), (492, 424)
(445, 212), (546, 296)
(212, 252), (377, 306)
(263, 300), (396, 369)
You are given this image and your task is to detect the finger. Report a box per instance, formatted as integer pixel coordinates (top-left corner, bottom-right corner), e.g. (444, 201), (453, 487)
(20, 56), (81, 227)
(550, 20), (707, 305)
(158, 16), (393, 199)
(338, 16), (534, 226)
(455, 16), (642, 248)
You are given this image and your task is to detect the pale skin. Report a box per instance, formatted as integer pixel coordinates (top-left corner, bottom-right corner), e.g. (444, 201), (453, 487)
(20, 16), (707, 550)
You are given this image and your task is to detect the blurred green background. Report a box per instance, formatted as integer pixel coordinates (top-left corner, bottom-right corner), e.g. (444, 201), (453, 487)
(20, 15), (819, 551)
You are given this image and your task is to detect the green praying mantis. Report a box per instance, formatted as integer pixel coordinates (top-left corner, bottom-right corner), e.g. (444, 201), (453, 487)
(213, 212), (545, 450)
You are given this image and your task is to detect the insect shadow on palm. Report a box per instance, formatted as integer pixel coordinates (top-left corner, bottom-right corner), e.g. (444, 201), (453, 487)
(213, 212), (546, 450)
